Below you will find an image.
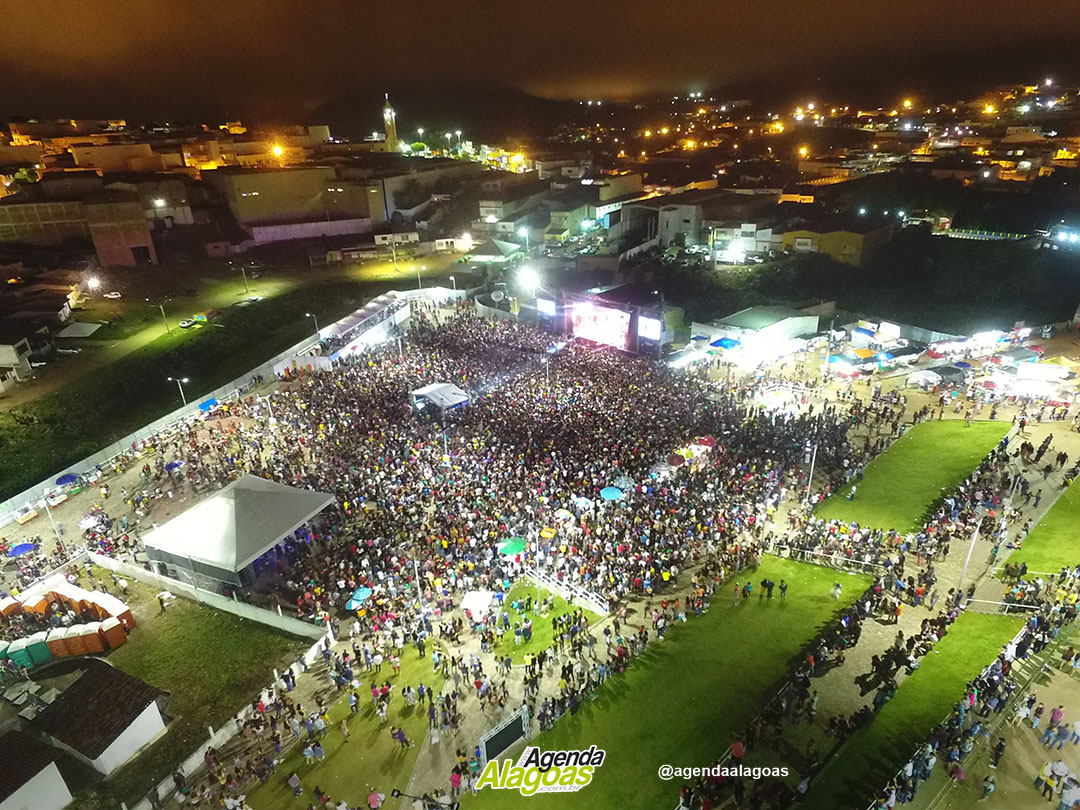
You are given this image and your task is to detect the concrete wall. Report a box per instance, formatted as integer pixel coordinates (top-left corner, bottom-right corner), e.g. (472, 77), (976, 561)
(94, 701), (167, 774)
(250, 217), (371, 244)
(3, 761), (72, 810)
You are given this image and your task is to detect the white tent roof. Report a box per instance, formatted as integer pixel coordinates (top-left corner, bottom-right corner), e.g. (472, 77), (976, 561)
(144, 475), (334, 574)
(410, 382), (469, 411)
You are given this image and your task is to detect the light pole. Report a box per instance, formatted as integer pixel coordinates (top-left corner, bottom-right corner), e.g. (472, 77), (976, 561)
(956, 510), (987, 606)
(149, 299), (171, 333)
(449, 275), (456, 292)
(168, 376), (189, 406)
(305, 312), (320, 336)
(444, 132), (453, 152)
(455, 130), (462, 148)
(239, 264), (250, 294)
(804, 443), (818, 504)
(413, 264), (424, 290)
(518, 226), (531, 253)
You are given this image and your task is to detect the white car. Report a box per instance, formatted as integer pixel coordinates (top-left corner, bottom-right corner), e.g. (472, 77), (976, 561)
(103, 291), (122, 299)
(179, 318), (196, 329)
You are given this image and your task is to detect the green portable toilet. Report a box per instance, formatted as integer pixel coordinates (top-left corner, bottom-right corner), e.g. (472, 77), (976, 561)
(0, 640), (9, 661)
(26, 631), (52, 666)
(6, 638), (32, 668)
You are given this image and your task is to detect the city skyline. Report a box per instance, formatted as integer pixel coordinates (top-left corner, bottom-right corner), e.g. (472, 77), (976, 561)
(1, 0), (1075, 121)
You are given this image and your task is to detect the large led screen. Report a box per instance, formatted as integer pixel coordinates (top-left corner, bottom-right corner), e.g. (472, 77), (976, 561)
(638, 316), (662, 341)
(569, 301), (631, 349)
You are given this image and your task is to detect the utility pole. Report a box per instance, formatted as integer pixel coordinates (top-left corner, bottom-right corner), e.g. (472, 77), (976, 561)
(956, 511), (987, 604)
(804, 443), (819, 503)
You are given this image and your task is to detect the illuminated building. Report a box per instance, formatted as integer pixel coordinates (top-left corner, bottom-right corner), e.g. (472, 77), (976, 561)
(383, 93), (399, 153)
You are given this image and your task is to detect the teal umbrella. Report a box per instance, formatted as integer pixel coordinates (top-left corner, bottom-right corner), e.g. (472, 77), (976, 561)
(498, 538), (526, 557)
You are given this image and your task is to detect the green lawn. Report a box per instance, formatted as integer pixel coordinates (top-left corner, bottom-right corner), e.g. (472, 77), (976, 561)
(465, 559), (871, 810)
(490, 581), (602, 664)
(246, 644), (446, 810)
(1006, 478), (1080, 574)
(805, 611), (1021, 810)
(815, 421), (1007, 532)
(80, 565), (309, 807)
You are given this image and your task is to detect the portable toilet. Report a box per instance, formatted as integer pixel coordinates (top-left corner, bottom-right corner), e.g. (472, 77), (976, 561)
(26, 631), (52, 666)
(20, 594), (49, 615)
(6, 638), (33, 668)
(45, 627), (71, 658)
(100, 616), (127, 650)
(79, 623), (105, 654)
(0, 596), (21, 618)
(64, 625), (87, 656)
(0, 640), (9, 661)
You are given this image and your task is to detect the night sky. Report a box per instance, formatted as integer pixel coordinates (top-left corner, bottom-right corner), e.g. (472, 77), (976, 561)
(1, 0), (1073, 121)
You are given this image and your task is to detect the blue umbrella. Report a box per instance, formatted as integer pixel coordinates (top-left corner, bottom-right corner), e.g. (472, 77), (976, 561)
(55, 473), (78, 487)
(198, 398), (218, 413)
(954, 361), (972, 368)
(8, 542), (35, 557)
(600, 486), (623, 501)
(345, 586), (373, 611)
(165, 460), (184, 472)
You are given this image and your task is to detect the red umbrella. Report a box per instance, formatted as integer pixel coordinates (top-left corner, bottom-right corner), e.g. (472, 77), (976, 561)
(697, 436), (717, 447)
(982, 380), (997, 389)
(667, 454), (685, 467)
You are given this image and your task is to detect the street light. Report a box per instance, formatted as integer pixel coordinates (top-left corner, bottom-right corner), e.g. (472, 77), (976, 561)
(305, 312), (320, 335)
(413, 264), (425, 290)
(455, 130), (462, 147)
(519, 265), (539, 294)
(87, 276), (101, 290)
(417, 128), (424, 138)
(148, 298), (171, 333)
(239, 263), (250, 294)
(449, 275), (456, 291)
(167, 376), (190, 405)
(518, 226), (530, 252)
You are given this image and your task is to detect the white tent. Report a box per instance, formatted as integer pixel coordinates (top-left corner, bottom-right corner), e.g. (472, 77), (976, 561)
(460, 590), (495, 620)
(410, 382), (470, 412)
(906, 370), (941, 388)
(144, 475), (334, 585)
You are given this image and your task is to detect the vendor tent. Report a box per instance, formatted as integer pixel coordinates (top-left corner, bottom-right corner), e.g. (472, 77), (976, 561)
(906, 370), (940, 388)
(144, 475), (334, 586)
(460, 590), (496, 620)
(933, 365), (967, 384)
(410, 383), (469, 413)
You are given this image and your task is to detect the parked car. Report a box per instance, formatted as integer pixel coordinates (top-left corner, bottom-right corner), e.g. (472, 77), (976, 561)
(179, 318), (196, 329)
(103, 291), (122, 299)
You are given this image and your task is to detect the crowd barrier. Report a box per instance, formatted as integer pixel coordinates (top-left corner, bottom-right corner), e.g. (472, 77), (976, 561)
(771, 544), (887, 575)
(524, 570), (609, 616)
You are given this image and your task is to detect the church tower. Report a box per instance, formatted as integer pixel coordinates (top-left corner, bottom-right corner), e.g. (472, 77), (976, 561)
(383, 93), (399, 152)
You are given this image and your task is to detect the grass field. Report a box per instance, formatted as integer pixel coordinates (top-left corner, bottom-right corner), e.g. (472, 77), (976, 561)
(465, 559), (871, 810)
(1005, 479), (1080, 574)
(244, 651), (445, 810)
(815, 421), (1007, 533)
(79, 565), (309, 807)
(805, 611), (1021, 810)
(490, 581), (602, 664)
